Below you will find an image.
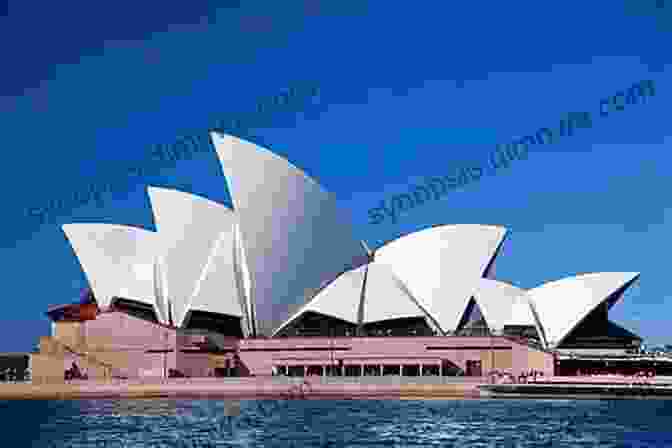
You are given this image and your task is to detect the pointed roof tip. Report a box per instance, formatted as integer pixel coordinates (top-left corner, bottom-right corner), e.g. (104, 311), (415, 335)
(426, 223), (508, 234)
(618, 271), (641, 286)
(209, 131), (250, 157)
(212, 129), (329, 197)
(483, 224), (508, 236)
(587, 271), (640, 277)
(146, 185), (163, 195)
(619, 272), (641, 284)
(146, 184), (184, 198)
(474, 223), (508, 236)
(147, 185), (233, 212)
(209, 130), (237, 142)
(532, 271), (641, 290)
(594, 271), (641, 284)
(479, 277), (523, 289)
(360, 240), (373, 257)
(61, 222), (102, 234)
(61, 224), (77, 239)
(209, 132), (262, 155)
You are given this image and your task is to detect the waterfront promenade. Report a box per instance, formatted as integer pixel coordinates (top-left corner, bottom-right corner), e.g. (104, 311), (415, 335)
(3, 375), (672, 400)
(0, 377), (484, 400)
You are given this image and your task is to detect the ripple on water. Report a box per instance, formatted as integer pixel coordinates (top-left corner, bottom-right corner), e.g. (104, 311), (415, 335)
(2, 398), (672, 447)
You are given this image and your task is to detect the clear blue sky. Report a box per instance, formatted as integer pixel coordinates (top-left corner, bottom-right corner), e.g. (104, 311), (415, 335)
(2, 1), (671, 351)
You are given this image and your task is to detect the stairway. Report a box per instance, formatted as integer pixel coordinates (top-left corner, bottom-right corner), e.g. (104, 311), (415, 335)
(40, 336), (115, 380)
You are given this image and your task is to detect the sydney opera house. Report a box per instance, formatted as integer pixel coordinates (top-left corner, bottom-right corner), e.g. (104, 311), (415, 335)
(29, 132), (652, 382)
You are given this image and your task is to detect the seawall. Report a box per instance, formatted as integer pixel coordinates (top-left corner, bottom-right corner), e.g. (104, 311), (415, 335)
(0, 378), (483, 400)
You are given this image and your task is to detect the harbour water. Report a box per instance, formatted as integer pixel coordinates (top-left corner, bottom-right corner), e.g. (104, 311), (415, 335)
(2, 398), (672, 447)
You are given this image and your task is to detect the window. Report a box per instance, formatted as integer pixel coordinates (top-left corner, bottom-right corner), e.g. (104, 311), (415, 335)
(382, 365), (401, 376)
(363, 365), (381, 376)
(325, 365), (342, 376)
(422, 365), (440, 376)
(287, 366), (305, 377)
(402, 365), (420, 376)
(345, 365), (362, 377)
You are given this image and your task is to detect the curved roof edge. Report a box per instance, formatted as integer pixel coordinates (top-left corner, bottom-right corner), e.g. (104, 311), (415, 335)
(209, 132), (327, 191)
(153, 255), (169, 325)
(147, 186), (230, 222)
(211, 132), (369, 336)
(473, 278), (526, 333)
(361, 262), (431, 324)
(189, 229), (246, 321)
(61, 223), (158, 311)
(375, 224), (508, 334)
(147, 186), (236, 328)
(270, 266), (365, 337)
(373, 223), (508, 253)
(529, 272), (640, 348)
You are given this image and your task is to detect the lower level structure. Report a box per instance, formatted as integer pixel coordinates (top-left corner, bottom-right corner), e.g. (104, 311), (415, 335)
(30, 310), (554, 382)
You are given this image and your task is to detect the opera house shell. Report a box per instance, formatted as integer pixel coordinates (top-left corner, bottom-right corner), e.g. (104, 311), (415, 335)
(58, 132), (642, 357)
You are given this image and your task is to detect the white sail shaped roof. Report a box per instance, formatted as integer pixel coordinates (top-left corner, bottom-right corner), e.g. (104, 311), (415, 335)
(211, 132), (370, 335)
(527, 272), (640, 348)
(233, 222), (254, 335)
(148, 187), (242, 328)
(62, 224), (158, 310)
(363, 263), (431, 323)
(272, 261), (431, 336)
(472, 279), (526, 333)
(276, 267), (365, 330)
(506, 293), (536, 328)
(375, 224), (507, 334)
(186, 224), (246, 327)
(153, 255), (169, 325)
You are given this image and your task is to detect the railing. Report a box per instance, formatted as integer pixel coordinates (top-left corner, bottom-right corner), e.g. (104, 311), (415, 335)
(270, 375), (483, 385)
